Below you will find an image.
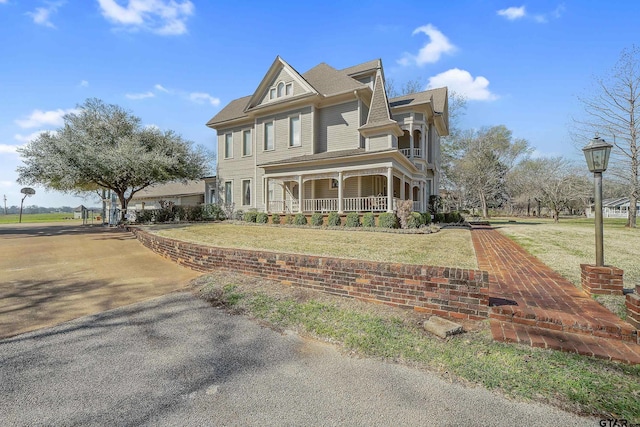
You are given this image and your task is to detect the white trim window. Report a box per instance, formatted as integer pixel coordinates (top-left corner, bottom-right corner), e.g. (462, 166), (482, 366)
(224, 133), (233, 159)
(277, 82), (285, 97)
(242, 129), (252, 156)
(269, 88), (276, 100)
(264, 121), (274, 151)
(269, 81), (294, 101)
(242, 179), (251, 206)
(285, 83), (292, 96)
(289, 115), (301, 147)
(225, 181), (233, 204)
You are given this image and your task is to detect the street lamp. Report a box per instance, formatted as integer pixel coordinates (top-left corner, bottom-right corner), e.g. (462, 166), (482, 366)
(582, 136), (613, 266)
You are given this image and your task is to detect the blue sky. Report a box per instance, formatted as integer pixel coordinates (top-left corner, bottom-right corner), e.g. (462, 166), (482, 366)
(0, 0), (638, 208)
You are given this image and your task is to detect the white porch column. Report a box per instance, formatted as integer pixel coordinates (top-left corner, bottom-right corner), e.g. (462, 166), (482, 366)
(337, 171), (344, 214)
(409, 124), (414, 158)
(298, 175), (303, 213)
(400, 176), (405, 200)
(386, 167), (393, 213)
(265, 177), (270, 213)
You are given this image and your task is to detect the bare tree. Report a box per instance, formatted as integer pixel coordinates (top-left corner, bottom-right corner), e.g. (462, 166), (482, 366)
(574, 45), (640, 227)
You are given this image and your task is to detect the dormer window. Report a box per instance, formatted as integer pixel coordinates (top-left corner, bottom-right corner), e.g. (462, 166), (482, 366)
(269, 81), (293, 100)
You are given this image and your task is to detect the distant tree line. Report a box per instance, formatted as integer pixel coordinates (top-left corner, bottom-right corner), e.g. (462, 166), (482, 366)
(2, 205), (76, 215)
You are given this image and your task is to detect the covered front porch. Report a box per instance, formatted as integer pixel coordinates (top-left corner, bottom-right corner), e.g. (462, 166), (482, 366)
(264, 166), (427, 214)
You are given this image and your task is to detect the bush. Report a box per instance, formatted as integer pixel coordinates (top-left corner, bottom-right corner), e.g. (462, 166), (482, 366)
(429, 195), (442, 215)
(294, 213), (307, 225)
(433, 213), (445, 223)
(396, 200), (413, 229)
(378, 212), (398, 228)
(235, 210), (244, 221)
(136, 210), (155, 223)
(345, 212), (361, 227)
(406, 212), (423, 229)
(183, 205), (205, 222)
(243, 211), (258, 223)
(203, 204), (226, 221)
(283, 214), (294, 225)
(327, 212), (341, 227)
(155, 200), (177, 222)
(421, 212), (431, 225)
(311, 212), (324, 226)
(362, 212), (375, 227)
(271, 213), (281, 225)
(256, 212), (269, 224)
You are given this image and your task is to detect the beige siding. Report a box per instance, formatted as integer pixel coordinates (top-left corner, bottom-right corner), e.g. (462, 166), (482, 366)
(392, 112), (410, 123)
(217, 123), (257, 209)
(359, 102), (369, 148)
(318, 101), (360, 153)
(368, 134), (390, 151)
(343, 177), (359, 197)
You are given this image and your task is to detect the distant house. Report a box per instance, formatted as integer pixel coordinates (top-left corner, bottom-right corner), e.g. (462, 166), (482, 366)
(73, 205), (86, 219)
(206, 56), (448, 214)
(129, 179), (207, 211)
(586, 197), (640, 218)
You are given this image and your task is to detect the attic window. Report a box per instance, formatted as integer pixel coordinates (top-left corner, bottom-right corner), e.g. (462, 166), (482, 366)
(269, 82), (293, 100)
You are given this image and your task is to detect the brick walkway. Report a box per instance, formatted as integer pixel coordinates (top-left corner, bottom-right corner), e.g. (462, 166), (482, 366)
(470, 225), (640, 364)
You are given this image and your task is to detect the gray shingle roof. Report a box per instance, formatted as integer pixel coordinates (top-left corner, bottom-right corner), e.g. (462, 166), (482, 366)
(360, 74), (396, 129)
(389, 87), (448, 113)
(340, 59), (380, 76)
(132, 180), (205, 199)
(205, 95), (251, 127)
(258, 148), (396, 167)
(302, 63), (366, 96)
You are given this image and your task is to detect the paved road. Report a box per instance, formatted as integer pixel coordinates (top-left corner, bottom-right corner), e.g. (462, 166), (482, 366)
(0, 292), (596, 426)
(0, 222), (199, 338)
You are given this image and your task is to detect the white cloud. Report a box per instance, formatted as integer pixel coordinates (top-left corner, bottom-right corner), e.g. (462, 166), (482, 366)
(189, 92), (220, 106)
(97, 0), (194, 35)
(79, 80), (89, 87)
(0, 144), (22, 154)
(427, 68), (498, 101)
(26, 2), (64, 28)
(398, 24), (456, 67)
(15, 108), (75, 129)
(0, 0), (9, 4)
(14, 130), (51, 143)
(154, 83), (170, 93)
(125, 91), (155, 100)
(0, 180), (14, 188)
(497, 6), (526, 20)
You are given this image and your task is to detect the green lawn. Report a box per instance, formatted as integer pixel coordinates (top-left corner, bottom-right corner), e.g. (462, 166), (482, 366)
(0, 213), (79, 224)
(492, 217), (640, 288)
(153, 222), (478, 269)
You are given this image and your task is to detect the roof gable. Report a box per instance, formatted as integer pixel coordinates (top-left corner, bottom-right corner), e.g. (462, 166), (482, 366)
(302, 63), (367, 96)
(245, 56), (317, 111)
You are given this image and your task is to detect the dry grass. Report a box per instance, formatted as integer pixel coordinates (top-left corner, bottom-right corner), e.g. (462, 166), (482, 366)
(153, 222), (478, 269)
(493, 217), (640, 289)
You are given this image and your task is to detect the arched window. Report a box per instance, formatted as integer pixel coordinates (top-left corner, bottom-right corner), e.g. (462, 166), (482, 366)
(277, 82), (285, 97)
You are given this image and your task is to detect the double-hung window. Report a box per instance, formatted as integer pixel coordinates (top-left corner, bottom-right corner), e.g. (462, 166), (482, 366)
(242, 180), (251, 206)
(242, 130), (252, 156)
(224, 181), (232, 203)
(224, 133), (232, 159)
(289, 116), (301, 147)
(264, 122), (274, 150)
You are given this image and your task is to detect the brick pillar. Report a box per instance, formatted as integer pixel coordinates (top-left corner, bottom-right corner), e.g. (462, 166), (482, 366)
(580, 264), (624, 296)
(626, 286), (640, 338)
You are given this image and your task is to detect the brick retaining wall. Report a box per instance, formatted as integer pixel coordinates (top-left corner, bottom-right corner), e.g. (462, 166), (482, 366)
(580, 264), (624, 296)
(128, 226), (490, 321)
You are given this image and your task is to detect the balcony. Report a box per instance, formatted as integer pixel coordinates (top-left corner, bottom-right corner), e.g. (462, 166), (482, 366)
(399, 148), (422, 159)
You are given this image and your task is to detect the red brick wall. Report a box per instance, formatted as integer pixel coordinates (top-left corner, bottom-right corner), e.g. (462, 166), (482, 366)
(127, 226), (490, 321)
(626, 286), (640, 339)
(580, 264), (624, 296)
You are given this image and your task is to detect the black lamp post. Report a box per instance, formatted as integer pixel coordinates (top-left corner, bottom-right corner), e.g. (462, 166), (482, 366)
(582, 136), (613, 266)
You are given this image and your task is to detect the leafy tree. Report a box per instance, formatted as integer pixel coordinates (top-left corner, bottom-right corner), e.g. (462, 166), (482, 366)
(449, 126), (530, 218)
(574, 45), (640, 227)
(17, 99), (211, 221)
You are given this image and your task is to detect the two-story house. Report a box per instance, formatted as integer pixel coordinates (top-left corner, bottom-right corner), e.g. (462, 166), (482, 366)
(206, 56), (448, 214)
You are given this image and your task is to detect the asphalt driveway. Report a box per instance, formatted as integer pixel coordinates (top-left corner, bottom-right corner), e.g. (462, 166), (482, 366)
(0, 222), (199, 339)
(0, 292), (595, 426)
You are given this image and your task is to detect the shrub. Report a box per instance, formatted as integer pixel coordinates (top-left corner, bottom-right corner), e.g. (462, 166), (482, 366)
(243, 211), (258, 223)
(378, 212), (398, 228)
(222, 203), (235, 220)
(271, 213), (281, 225)
(311, 212), (324, 226)
(283, 214), (294, 225)
(433, 212), (445, 223)
(155, 200), (177, 222)
(256, 212), (269, 224)
(396, 200), (414, 229)
(174, 205), (186, 221)
(235, 210), (244, 221)
(136, 210), (155, 223)
(327, 212), (341, 227)
(183, 205), (205, 222)
(429, 195), (442, 215)
(421, 212), (431, 225)
(362, 212), (375, 227)
(406, 212), (423, 229)
(294, 213), (307, 225)
(345, 212), (361, 227)
(204, 204), (226, 221)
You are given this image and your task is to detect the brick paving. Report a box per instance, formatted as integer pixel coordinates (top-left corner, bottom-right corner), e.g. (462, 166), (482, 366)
(471, 225), (640, 364)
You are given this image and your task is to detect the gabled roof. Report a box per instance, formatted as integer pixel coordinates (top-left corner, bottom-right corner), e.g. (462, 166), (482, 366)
(132, 180), (205, 200)
(389, 87), (448, 113)
(302, 63), (366, 96)
(206, 95), (251, 127)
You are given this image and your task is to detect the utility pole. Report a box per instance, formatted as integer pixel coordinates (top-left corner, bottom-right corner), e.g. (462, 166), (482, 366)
(3, 194), (6, 215)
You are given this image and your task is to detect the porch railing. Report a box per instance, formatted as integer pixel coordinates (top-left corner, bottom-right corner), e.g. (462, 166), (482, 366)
(303, 198), (339, 212)
(268, 200), (299, 213)
(399, 148), (422, 159)
(343, 196), (389, 212)
(268, 197), (412, 213)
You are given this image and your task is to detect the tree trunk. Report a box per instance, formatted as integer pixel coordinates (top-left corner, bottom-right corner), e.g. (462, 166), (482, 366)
(480, 193), (489, 218)
(628, 154), (638, 228)
(527, 198), (530, 216)
(117, 192), (128, 222)
(553, 208), (560, 223)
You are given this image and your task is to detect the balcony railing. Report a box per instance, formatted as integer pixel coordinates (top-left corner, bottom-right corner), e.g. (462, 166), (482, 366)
(399, 148), (422, 159)
(303, 198), (339, 212)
